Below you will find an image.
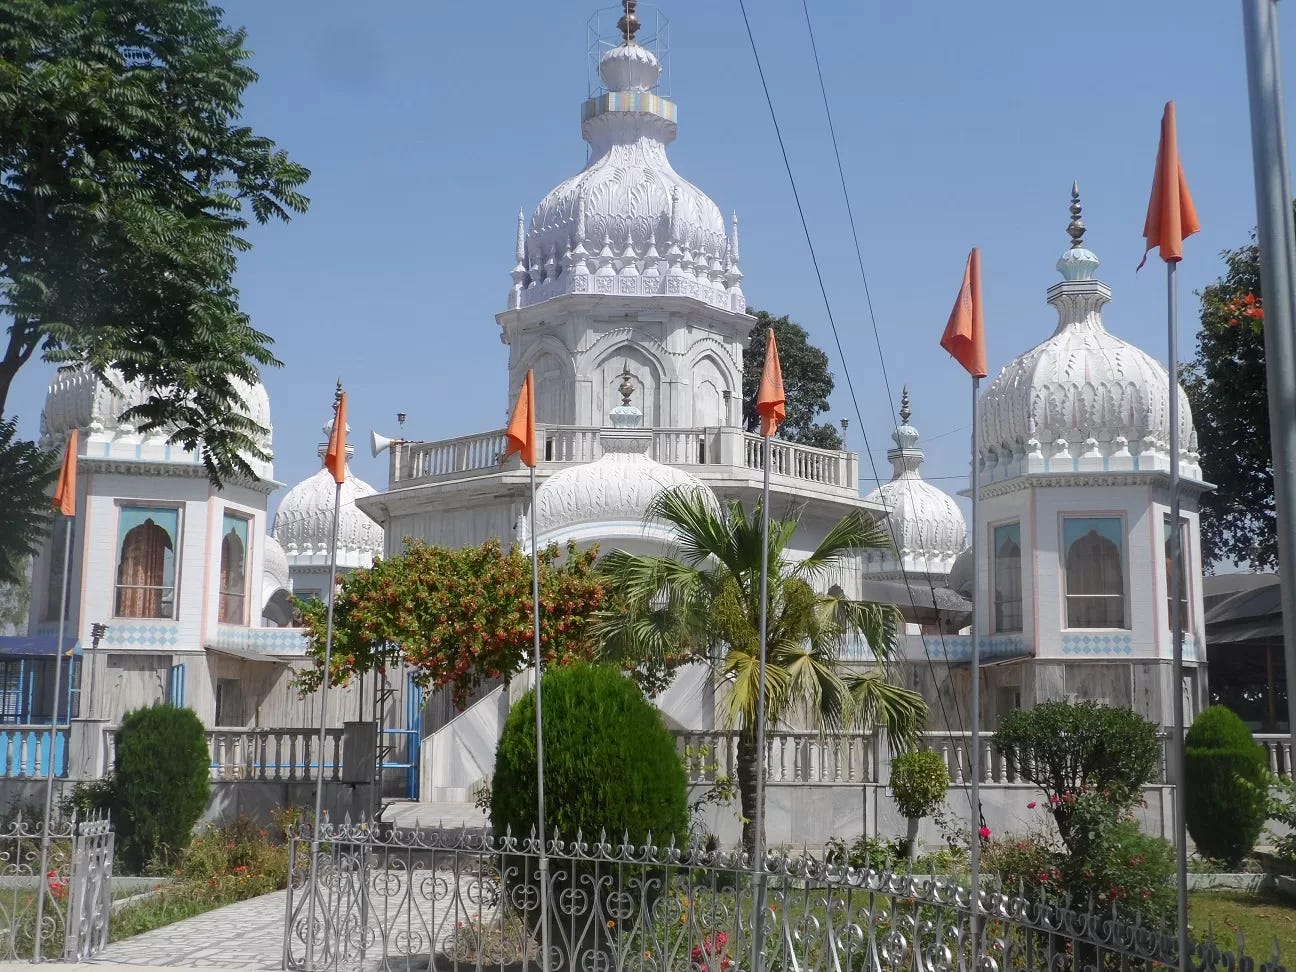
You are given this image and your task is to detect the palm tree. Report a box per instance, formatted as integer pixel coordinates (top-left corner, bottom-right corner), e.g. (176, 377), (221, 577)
(596, 486), (927, 853)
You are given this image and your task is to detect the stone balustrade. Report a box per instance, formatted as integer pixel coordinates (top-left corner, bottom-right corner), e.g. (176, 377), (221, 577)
(392, 424), (859, 493)
(99, 727), (344, 783)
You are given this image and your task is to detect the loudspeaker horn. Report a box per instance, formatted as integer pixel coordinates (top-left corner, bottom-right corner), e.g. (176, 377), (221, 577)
(371, 430), (400, 458)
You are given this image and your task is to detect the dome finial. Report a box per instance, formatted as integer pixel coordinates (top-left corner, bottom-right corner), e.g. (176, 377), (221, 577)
(899, 386), (911, 426)
(334, 377), (343, 407)
(618, 1), (640, 43)
(618, 362), (634, 405)
(1067, 181), (1085, 249)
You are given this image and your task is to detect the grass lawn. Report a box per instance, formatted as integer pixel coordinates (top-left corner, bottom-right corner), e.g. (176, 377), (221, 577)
(1190, 891), (1296, 964)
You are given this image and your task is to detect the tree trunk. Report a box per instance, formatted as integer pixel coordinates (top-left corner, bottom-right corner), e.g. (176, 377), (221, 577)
(905, 817), (920, 865)
(736, 723), (762, 856)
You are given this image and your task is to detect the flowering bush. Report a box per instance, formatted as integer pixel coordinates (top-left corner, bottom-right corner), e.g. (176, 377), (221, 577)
(178, 815), (289, 900)
(296, 537), (610, 706)
(692, 930), (732, 971)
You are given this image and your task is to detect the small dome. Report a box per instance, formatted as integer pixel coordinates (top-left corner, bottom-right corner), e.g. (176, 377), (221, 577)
(947, 548), (973, 599)
(272, 418), (383, 569)
(532, 374), (717, 543)
(862, 389), (967, 579)
(40, 364), (273, 477)
(978, 189), (1199, 484)
(262, 534), (291, 592)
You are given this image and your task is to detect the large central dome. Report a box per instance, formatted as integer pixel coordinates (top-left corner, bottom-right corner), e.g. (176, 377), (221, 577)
(509, 11), (743, 314)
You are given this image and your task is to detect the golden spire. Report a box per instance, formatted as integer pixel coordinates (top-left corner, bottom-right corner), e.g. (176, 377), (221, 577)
(618, 0), (640, 43)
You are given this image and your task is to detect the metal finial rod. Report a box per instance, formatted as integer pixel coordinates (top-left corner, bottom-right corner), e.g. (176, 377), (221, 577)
(618, 0), (640, 43)
(899, 386), (911, 426)
(334, 377), (343, 406)
(1067, 180), (1085, 248)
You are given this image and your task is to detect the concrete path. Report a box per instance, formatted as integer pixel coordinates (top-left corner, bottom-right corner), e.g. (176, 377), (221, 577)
(89, 890), (288, 971)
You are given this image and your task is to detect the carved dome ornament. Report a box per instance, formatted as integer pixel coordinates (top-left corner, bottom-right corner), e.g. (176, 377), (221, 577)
(978, 186), (1202, 486)
(862, 388), (968, 579)
(509, 6), (744, 315)
(272, 414), (383, 569)
(531, 373), (718, 542)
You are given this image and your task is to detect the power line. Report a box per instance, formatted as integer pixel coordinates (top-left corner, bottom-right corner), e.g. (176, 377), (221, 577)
(736, 0), (973, 796)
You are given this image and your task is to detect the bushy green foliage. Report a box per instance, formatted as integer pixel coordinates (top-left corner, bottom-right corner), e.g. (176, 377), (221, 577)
(1185, 706), (1269, 867)
(994, 701), (1160, 853)
(890, 750), (950, 820)
(491, 663), (687, 846)
(824, 834), (902, 872)
(114, 706), (211, 873)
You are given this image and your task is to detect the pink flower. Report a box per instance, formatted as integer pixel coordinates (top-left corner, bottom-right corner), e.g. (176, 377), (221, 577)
(978, 826), (991, 840)
(1026, 801), (1037, 809)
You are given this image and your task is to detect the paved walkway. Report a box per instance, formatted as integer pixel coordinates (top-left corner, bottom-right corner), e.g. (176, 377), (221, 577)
(90, 890), (289, 971)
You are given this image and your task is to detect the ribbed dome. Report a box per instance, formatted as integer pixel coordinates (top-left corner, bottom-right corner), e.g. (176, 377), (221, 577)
(262, 534), (291, 593)
(40, 364), (274, 478)
(978, 198), (1200, 485)
(533, 379), (717, 542)
(862, 390), (967, 579)
(272, 419), (383, 570)
(509, 34), (743, 315)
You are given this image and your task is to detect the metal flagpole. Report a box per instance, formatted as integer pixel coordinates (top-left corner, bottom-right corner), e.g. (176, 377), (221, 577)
(304, 478), (344, 972)
(968, 376), (982, 964)
(751, 432), (772, 972)
(34, 516), (73, 963)
(1167, 257), (1190, 972)
(530, 463), (551, 972)
(1242, 0), (1296, 743)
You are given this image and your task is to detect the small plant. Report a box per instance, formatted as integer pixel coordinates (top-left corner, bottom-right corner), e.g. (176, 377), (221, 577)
(114, 705), (211, 873)
(890, 750), (949, 862)
(1185, 705), (1269, 868)
(472, 781), (492, 815)
(682, 745), (738, 846)
(1267, 776), (1296, 869)
(824, 834), (902, 872)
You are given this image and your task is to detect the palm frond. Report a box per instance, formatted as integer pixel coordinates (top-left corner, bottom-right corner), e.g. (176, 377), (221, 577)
(793, 509), (894, 582)
(844, 670), (928, 749)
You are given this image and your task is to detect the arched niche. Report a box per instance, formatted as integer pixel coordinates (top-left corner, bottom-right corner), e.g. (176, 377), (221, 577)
(594, 346), (663, 426)
(692, 354), (730, 427)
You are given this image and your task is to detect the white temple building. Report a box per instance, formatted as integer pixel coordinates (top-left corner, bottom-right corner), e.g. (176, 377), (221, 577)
(0, 4), (1211, 828)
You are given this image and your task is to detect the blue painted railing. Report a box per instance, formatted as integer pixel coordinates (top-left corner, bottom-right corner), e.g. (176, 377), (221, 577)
(0, 726), (67, 778)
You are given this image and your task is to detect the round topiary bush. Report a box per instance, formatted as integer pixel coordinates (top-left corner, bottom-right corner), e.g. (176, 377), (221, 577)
(491, 662), (687, 845)
(114, 704), (211, 873)
(1185, 705), (1269, 867)
(890, 750), (950, 820)
(491, 663), (688, 970)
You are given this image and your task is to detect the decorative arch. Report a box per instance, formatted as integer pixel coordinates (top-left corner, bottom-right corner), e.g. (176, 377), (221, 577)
(515, 337), (576, 426)
(591, 343), (666, 427)
(115, 518), (175, 618)
(690, 352), (734, 428)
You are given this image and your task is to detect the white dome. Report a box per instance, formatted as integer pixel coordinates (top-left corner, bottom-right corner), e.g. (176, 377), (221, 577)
(262, 534), (291, 592)
(272, 420), (383, 569)
(862, 391), (967, 579)
(509, 37), (744, 315)
(533, 394), (717, 543)
(40, 364), (274, 477)
(978, 202), (1200, 485)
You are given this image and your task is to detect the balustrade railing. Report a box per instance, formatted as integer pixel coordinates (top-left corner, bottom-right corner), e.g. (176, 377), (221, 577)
(395, 425), (856, 490)
(206, 729), (344, 782)
(0, 726), (66, 779)
(1257, 733), (1293, 780)
(675, 729), (875, 785)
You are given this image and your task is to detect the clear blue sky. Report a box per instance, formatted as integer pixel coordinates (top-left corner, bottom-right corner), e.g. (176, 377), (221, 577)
(6, 1), (1292, 516)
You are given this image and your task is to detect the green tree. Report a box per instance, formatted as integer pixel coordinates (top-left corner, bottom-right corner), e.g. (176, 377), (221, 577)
(596, 486), (926, 853)
(297, 538), (624, 707)
(0, 0), (310, 559)
(742, 310), (844, 449)
(0, 418), (55, 585)
(1181, 231), (1272, 568)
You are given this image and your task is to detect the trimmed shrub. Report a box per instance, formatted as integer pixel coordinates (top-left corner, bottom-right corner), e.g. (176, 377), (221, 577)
(890, 750), (950, 820)
(994, 701), (1160, 854)
(491, 662), (687, 845)
(1185, 705), (1269, 867)
(114, 705), (211, 873)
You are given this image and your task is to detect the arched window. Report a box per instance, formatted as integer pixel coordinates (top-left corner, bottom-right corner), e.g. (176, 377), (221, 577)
(1164, 514), (1190, 628)
(114, 507), (179, 619)
(992, 522), (1022, 633)
(1062, 517), (1126, 629)
(219, 514), (250, 624)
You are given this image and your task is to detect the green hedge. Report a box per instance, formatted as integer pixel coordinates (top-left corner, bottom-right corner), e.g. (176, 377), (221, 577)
(1185, 705), (1268, 867)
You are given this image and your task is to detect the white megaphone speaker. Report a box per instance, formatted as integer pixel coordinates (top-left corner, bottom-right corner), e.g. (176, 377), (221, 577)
(371, 430), (400, 458)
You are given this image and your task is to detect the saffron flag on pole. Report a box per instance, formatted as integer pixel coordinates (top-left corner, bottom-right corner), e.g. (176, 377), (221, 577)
(324, 391), (348, 485)
(940, 248), (988, 379)
(504, 370), (537, 468)
(1139, 101), (1200, 268)
(756, 328), (786, 438)
(52, 429), (77, 517)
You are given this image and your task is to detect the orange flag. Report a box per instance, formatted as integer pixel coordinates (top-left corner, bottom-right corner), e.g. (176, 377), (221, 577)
(940, 248), (987, 379)
(324, 391), (348, 485)
(1139, 101), (1200, 268)
(52, 429), (77, 517)
(504, 370), (536, 468)
(756, 328), (786, 438)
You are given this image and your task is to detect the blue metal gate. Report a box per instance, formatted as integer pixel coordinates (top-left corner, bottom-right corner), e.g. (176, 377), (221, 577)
(379, 673), (422, 799)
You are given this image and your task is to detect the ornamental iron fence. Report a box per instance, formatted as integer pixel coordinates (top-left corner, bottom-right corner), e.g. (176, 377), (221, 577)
(283, 818), (1285, 972)
(0, 812), (113, 962)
